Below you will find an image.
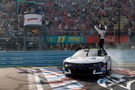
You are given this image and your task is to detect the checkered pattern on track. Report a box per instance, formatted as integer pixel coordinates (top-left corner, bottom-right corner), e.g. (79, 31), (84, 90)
(40, 67), (86, 90)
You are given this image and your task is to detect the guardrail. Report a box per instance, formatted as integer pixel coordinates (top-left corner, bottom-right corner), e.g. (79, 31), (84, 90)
(0, 50), (135, 67)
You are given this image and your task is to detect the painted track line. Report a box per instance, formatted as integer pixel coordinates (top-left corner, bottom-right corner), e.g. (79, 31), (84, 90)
(34, 71), (44, 90)
(28, 69), (44, 90)
(28, 70), (37, 90)
(27, 69), (37, 90)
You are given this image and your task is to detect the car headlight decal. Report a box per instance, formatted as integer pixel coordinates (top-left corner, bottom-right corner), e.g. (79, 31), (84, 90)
(65, 64), (70, 67)
(64, 63), (71, 67)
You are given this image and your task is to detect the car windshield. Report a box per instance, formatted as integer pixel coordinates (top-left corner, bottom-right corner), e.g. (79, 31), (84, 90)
(72, 49), (98, 57)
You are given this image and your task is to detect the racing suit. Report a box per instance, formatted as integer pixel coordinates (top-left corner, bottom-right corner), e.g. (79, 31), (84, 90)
(94, 25), (107, 55)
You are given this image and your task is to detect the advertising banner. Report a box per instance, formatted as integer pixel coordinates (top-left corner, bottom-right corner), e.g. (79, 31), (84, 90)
(105, 35), (119, 43)
(105, 35), (129, 43)
(46, 36), (86, 44)
(46, 35), (128, 44)
(119, 35), (129, 43)
(86, 35), (129, 43)
(86, 35), (98, 43)
(24, 14), (42, 26)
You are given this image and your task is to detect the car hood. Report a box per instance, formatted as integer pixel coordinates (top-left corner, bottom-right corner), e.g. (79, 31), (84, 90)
(64, 56), (106, 64)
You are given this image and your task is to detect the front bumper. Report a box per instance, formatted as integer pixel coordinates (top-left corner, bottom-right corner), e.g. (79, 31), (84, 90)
(63, 62), (107, 75)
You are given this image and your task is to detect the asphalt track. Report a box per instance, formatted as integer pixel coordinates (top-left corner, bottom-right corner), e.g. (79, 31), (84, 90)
(0, 64), (135, 90)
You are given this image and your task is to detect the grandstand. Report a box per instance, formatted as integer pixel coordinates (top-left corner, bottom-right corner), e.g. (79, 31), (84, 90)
(0, 0), (134, 50)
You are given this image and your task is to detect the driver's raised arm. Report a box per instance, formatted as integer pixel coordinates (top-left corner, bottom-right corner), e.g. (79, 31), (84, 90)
(94, 25), (102, 34)
(104, 25), (107, 32)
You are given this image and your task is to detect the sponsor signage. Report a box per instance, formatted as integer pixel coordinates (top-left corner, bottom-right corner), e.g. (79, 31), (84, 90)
(105, 35), (119, 43)
(86, 35), (98, 43)
(24, 14), (42, 26)
(86, 35), (129, 43)
(46, 35), (128, 44)
(46, 36), (86, 44)
(119, 35), (129, 43)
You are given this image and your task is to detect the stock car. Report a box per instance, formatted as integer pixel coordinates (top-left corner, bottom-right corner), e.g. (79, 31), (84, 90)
(63, 49), (112, 76)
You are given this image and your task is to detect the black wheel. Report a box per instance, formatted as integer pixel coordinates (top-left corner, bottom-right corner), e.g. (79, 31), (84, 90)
(107, 68), (112, 75)
(106, 60), (112, 75)
(105, 62), (108, 75)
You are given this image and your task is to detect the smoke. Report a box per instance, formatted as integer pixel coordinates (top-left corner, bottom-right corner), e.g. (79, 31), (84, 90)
(106, 44), (135, 66)
(107, 50), (124, 65)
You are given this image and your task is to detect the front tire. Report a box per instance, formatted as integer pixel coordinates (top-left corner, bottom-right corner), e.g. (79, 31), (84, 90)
(106, 60), (112, 75)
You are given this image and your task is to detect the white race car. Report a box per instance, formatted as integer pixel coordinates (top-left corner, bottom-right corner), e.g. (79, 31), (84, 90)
(63, 49), (112, 76)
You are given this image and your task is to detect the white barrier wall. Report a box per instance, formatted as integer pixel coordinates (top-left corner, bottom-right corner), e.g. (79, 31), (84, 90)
(24, 14), (42, 26)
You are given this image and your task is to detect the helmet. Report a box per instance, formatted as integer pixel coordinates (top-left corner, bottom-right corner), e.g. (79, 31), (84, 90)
(99, 24), (105, 30)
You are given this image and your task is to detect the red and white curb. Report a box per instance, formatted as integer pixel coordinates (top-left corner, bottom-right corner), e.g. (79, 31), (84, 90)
(40, 67), (86, 90)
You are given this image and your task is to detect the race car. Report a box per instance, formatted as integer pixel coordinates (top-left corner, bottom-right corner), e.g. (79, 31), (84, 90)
(63, 49), (112, 76)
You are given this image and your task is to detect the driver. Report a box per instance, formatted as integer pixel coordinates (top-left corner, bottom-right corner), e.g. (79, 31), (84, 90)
(94, 24), (107, 55)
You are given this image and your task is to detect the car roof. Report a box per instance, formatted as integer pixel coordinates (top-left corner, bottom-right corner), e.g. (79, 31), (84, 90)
(75, 48), (107, 56)
(77, 49), (99, 52)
